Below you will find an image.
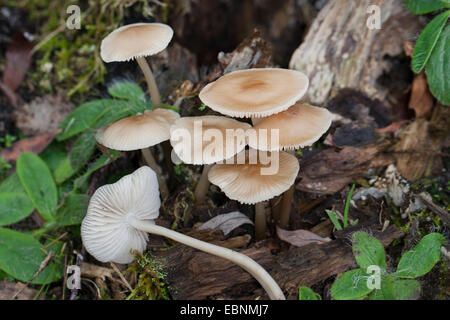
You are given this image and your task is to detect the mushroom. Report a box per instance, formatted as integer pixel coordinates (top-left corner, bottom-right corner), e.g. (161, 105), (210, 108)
(247, 103), (332, 228)
(100, 23), (173, 108)
(169, 116), (251, 204)
(81, 166), (285, 300)
(208, 149), (299, 240)
(96, 108), (180, 199)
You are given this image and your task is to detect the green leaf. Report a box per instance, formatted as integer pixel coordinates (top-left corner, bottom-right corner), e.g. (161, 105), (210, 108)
(0, 173), (25, 194)
(343, 184), (355, 228)
(395, 233), (445, 278)
(331, 268), (373, 300)
(394, 279), (421, 300)
(73, 151), (119, 191)
(39, 142), (68, 172)
(298, 286), (321, 300)
(54, 131), (97, 184)
(412, 10), (450, 73)
(0, 228), (62, 284)
(352, 232), (387, 270)
(370, 275), (397, 300)
(426, 24), (450, 105)
(404, 0), (448, 14)
(0, 193), (34, 226)
(17, 153), (57, 221)
(325, 210), (343, 230)
(108, 81), (146, 102)
(57, 193), (90, 226)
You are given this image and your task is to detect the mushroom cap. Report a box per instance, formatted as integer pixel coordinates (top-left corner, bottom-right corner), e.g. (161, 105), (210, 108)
(248, 103), (332, 151)
(100, 23), (174, 62)
(96, 109), (180, 151)
(208, 150), (299, 204)
(81, 166), (161, 264)
(170, 116), (252, 165)
(199, 68), (309, 118)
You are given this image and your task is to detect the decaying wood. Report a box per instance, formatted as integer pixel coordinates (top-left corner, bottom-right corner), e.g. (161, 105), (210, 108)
(296, 142), (394, 194)
(154, 225), (403, 300)
(289, 0), (423, 109)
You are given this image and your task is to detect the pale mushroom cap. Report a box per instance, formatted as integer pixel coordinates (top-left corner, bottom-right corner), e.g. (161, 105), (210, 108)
(248, 103), (332, 151)
(208, 150), (299, 204)
(100, 23), (174, 62)
(170, 116), (252, 165)
(96, 109), (180, 151)
(199, 68), (309, 118)
(81, 166), (161, 264)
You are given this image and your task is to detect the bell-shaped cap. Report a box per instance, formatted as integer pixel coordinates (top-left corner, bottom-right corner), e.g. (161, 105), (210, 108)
(169, 116), (252, 165)
(248, 103), (332, 151)
(208, 150), (299, 204)
(199, 68), (309, 118)
(96, 109), (180, 151)
(81, 166), (161, 264)
(100, 23), (174, 62)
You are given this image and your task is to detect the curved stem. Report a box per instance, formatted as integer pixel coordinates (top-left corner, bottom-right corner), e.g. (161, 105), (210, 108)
(129, 218), (285, 300)
(279, 185), (295, 228)
(194, 164), (212, 204)
(141, 148), (169, 200)
(136, 56), (162, 108)
(254, 202), (267, 241)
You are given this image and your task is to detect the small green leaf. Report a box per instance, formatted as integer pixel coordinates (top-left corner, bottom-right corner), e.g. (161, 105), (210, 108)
(412, 10), (450, 73)
(331, 269), (373, 300)
(108, 81), (146, 102)
(17, 153), (57, 221)
(394, 279), (421, 300)
(0, 228), (62, 284)
(395, 233), (445, 278)
(0, 193), (34, 226)
(0, 173), (25, 194)
(298, 286), (321, 300)
(352, 232), (387, 270)
(404, 0), (448, 14)
(73, 151), (119, 191)
(343, 184), (355, 228)
(57, 193), (90, 226)
(325, 210), (343, 230)
(426, 24), (450, 105)
(370, 275), (396, 300)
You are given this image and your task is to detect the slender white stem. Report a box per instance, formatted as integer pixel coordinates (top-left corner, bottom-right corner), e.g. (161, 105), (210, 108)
(136, 56), (162, 108)
(194, 164), (212, 204)
(141, 148), (169, 200)
(129, 218), (285, 300)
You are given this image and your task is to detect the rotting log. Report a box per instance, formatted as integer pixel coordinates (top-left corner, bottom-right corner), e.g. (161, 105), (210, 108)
(153, 225), (403, 300)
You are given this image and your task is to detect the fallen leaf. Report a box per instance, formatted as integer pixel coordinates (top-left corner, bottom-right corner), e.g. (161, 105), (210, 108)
(197, 211), (253, 236)
(0, 131), (57, 162)
(13, 94), (73, 136)
(408, 73), (433, 118)
(377, 120), (407, 133)
(276, 226), (331, 247)
(0, 280), (42, 300)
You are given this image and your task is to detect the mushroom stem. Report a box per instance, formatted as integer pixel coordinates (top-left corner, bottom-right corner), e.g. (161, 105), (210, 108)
(278, 184), (295, 228)
(194, 164), (212, 204)
(128, 217), (285, 300)
(136, 56), (162, 109)
(141, 147), (169, 200)
(254, 202), (267, 241)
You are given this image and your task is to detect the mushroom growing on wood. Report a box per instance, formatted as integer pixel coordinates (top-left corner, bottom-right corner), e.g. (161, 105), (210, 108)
(169, 115), (251, 204)
(81, 166), (285, 300)
(208, 149), (299, 240)
(96, 109), (180, 199)
(247, 103), (332, 228)
(100, 23), (173, 108)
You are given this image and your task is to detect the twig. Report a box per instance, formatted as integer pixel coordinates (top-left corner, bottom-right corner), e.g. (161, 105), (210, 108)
(41, 232), (67, 251)
(70, 250), (84, 300)
(109, 262), (133, 292)
(417, 194), (450, 226)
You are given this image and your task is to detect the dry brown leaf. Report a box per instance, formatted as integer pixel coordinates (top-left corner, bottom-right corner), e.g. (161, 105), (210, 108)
(377, 120), (407, 133)
(409, 73), (433, 118)
(0, 280), (42, 300)
(0, 131), (57, 162)
(197, 211), (253, 235)
(276, 226), (331, 247)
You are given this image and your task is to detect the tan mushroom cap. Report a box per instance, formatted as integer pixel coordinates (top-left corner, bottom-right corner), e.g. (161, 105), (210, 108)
(208, 150), (299, 204)
(170, 116), (252, 165)
(199, 68), (309, 118)
(248, 103), (332, 151)
(96, 109), (180, 151)
(100, 23), (174, 62)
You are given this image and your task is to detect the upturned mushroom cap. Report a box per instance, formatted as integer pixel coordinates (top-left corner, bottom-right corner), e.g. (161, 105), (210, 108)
(169, 116), (252, 165)
(248, 103), (332, 151)
(199, 68), (309, 118)
(100, 23), (174, 62)
(96, 109), (180, 151)
(81, 166), (160, 264)
(208, 150), (299, 204)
